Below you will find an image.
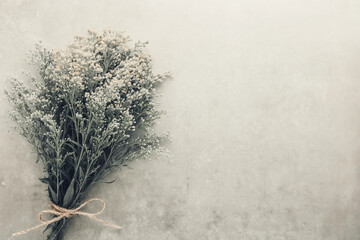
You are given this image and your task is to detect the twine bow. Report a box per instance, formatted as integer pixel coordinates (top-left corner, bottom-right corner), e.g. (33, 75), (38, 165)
(12, 198), (122, 237)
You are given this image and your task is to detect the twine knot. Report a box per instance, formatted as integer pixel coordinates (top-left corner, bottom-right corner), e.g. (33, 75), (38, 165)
(12, 198), (122, 237)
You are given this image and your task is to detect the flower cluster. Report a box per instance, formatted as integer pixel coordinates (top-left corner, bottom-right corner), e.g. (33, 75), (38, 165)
(6, 30), (169, 240)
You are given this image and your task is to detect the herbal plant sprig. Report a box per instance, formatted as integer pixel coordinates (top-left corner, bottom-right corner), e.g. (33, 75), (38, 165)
(6, 30), (169, 240)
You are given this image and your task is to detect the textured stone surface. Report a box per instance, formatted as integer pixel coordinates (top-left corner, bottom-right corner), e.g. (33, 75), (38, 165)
(1, 0), (360, 239)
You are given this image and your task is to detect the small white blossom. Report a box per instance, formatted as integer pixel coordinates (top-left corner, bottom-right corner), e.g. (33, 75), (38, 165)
(5, 31), (170, 232)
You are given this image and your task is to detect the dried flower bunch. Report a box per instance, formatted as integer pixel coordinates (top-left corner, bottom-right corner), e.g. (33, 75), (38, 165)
(6, 30), (169, 239)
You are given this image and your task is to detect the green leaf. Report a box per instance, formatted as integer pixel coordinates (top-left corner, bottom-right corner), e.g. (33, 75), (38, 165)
(63, 178), (75, 207)
(39, 177), (49, 184)
(79, 167), (84, 180)
(48, 185), (57, 203)
(58, 168), (71, 182)
(43, 223), (52, 233)
(100, 178), (117, 184)
(59, 180), (64, 186)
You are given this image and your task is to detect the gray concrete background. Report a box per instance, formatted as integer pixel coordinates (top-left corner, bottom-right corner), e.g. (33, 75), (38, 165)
(1, 0), (360, 239)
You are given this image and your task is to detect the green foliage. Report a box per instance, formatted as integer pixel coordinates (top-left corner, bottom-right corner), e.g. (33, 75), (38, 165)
(5, 30), (169, 240)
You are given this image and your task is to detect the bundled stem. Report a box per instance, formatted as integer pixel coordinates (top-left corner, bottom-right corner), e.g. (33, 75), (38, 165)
(6, 30), (169, 239)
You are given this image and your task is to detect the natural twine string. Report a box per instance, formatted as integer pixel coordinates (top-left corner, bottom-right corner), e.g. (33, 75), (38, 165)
(12, 198), (122, 237)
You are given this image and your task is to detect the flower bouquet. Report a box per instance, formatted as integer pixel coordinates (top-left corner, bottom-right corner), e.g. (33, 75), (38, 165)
(6, 30), (169, 239)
